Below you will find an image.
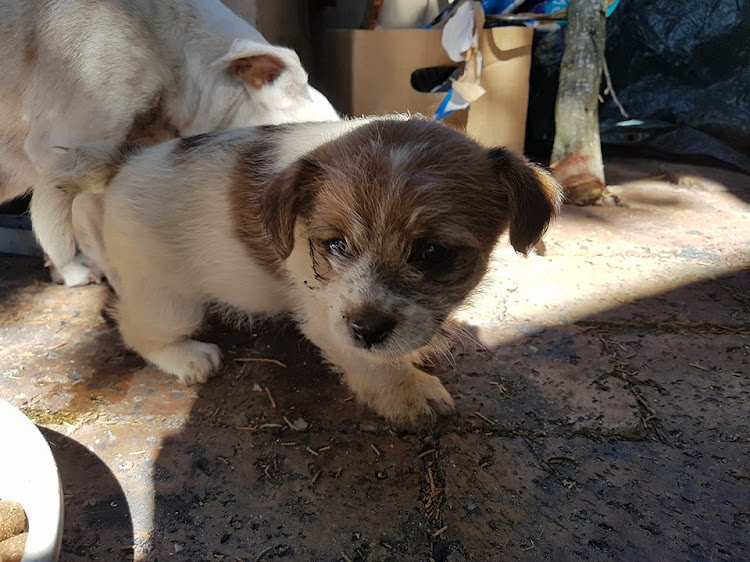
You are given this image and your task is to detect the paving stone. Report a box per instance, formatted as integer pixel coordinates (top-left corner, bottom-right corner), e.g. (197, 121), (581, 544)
(438, 434), (750, 561)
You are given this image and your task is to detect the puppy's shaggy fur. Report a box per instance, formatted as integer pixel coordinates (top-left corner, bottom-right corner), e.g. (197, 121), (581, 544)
(54, 116), (561, 425)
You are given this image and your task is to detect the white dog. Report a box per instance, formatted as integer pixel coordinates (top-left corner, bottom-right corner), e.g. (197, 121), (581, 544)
(53, 116), (561, 425)
(0, 0), (338, 286)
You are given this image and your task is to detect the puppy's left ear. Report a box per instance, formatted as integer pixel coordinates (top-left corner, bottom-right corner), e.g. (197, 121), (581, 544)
(489, 147), (563, 254)
(260, 158), (321, 259)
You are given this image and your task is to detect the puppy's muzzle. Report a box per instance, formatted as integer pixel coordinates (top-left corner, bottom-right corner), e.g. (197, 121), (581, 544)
(348, 308), (396, 349)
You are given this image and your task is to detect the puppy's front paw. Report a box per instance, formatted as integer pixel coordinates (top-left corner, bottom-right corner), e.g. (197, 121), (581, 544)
(143, 340), (223, 384)
(369, 367), (455, 427)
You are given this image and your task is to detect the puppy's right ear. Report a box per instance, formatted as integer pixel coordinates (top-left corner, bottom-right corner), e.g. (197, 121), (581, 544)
(488, 147), (563, 254)
(260, 158), (321, 259)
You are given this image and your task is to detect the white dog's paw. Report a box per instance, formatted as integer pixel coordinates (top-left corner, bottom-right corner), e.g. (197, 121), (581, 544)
(367, 367), (455, 427)
(50, 256), (104, 287)
(144, 340), (223, 384)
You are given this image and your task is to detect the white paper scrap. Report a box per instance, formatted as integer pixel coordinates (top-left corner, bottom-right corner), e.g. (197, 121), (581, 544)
(441, 1), (476, 62)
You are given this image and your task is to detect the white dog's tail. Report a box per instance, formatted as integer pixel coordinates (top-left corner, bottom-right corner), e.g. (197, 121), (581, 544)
(31, 142), (132, 270)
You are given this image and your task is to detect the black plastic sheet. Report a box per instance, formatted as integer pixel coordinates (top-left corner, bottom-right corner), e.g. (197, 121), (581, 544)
(525, 0), (750, 170)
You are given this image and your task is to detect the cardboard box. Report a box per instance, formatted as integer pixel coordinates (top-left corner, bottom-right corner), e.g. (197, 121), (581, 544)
(319, 27), (533, 152)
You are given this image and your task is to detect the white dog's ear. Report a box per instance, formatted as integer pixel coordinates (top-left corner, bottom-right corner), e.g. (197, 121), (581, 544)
(260, 158), (321, 259)
(488, 147), (563, 254)
(212, 40), (307, 91)
(231, 54), (286, 89)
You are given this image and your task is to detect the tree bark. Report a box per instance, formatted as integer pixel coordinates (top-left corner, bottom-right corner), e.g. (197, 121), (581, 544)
(551, 0), (607, 205)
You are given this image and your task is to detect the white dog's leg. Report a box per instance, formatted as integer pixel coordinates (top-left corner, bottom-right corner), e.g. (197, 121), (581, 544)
(116, 286), (221, 384)
(51, 254), (104, 287)
(30, 182), (80, 276)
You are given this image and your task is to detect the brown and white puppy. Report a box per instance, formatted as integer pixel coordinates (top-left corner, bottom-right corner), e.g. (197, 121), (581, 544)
(53, 116), (561, 425)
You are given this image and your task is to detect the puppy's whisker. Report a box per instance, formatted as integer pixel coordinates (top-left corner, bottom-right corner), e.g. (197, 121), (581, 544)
(439, 318), (483, 354)
(434, 346), (454, 369)
(453, 324), (487, 354)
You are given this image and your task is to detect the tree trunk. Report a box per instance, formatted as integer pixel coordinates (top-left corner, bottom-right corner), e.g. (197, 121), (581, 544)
(551, 0), (607, 205)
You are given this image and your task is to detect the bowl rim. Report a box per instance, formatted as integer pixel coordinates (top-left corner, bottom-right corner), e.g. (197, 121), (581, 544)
(0, 398), (63, 562)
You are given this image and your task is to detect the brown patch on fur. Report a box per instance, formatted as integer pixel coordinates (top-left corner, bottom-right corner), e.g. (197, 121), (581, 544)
(232, 55), (286, 89)
(100, 286), (119, 327)
(126, 91), (178, 146)
(228, 137), (289, 274)
(23, 29), (38, 67)
(172, 132), (220, 156)
(258, 124), (296, 134)
(259, 158), (321, 259)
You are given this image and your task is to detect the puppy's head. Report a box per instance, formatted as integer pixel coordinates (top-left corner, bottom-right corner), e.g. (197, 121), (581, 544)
(262, 118), (561, 358)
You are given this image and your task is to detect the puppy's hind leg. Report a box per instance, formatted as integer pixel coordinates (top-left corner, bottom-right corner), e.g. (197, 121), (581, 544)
(116, 286), (222, 384)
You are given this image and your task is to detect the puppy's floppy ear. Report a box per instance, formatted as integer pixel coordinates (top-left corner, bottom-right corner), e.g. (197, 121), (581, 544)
(489, 147), (562, 254)
(260, 158), (321, 259)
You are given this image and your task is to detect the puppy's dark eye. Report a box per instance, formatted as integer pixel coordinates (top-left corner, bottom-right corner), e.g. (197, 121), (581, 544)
(325, 238), (349, 257)
(409, 242), (456, 273)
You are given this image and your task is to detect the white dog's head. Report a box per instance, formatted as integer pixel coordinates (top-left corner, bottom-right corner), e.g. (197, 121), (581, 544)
(199, 40), (339, 134)
(247, 119), (561, 360)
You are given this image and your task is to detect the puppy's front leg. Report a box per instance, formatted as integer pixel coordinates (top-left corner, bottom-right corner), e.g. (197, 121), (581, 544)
(351, 360), (455, 426)
(344, 359), (454, 426)
(317, 342), (454, 425)
(298, 319), (454, 424)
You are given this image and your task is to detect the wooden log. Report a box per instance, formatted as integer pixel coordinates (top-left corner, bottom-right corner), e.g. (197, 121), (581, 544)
(551, 0), (607, 205)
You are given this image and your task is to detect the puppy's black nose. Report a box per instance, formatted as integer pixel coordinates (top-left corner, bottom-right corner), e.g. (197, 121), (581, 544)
(349, 310), (396, 348)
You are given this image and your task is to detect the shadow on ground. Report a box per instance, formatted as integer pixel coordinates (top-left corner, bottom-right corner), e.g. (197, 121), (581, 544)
(143, 269), (749, 562)
(40, 428), (135, 561)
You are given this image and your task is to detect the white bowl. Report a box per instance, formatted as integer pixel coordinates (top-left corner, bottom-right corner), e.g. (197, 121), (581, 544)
(0, 398), (63, 562)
